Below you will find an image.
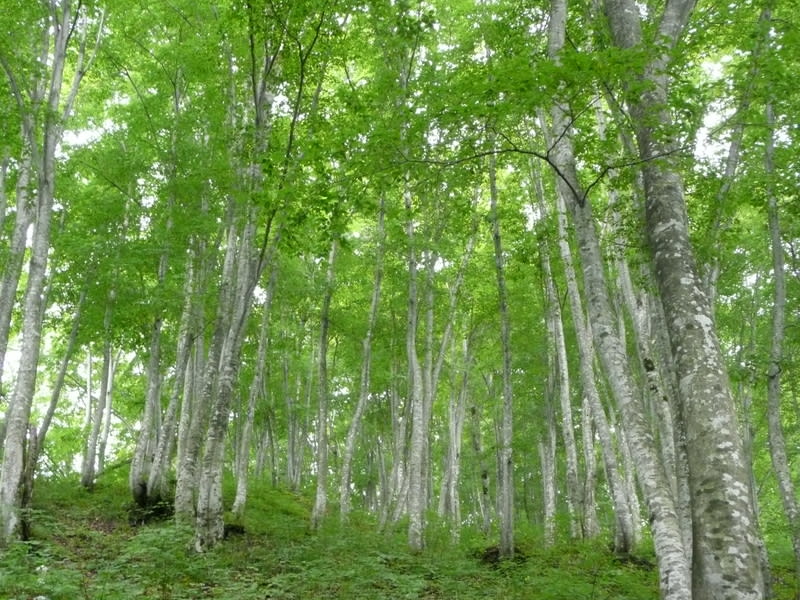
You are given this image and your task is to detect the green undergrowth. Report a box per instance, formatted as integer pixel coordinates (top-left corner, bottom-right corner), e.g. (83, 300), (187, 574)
(0, 470), (666, 599)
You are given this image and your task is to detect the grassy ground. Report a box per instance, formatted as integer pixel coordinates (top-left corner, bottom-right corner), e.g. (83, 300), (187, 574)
(5, 467), (787, 600)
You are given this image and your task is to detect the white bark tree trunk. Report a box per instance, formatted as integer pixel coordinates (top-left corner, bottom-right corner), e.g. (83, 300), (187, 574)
(82, 291), (114, 489)
(232, 266), (277, 519)
(147, 256), (198, 503)
(340, 196), (385, 521)
(603, 0), (766, 595)
(129, 313), (163, 503)
(545, 2), (689, 594)
(406, 185), (426, 552)
(438, 335), (471, 533)
(195, 212), (262, 551)
(542, 221), (582, 537)
(488, 147), (515, 559)
(533, 162), (636, 552)
(540, 403), (557, 547)
(0, 159), (33, 383)
(764, 99), (800, 584)
(580, 397), (600, 538)
(311, 238), (338, 530)
(0, 1), (102, 545)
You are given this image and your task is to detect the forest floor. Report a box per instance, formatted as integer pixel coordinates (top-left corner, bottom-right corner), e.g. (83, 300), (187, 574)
(0, 468), (795, 599)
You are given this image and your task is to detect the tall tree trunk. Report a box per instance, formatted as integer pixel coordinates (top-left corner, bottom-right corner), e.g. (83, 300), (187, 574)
(341, 196), (385, 521)
(470, 381), (492, 536)
(82, 291), (114, 489)
(97, 352), (117, 475)
(130, 313), (164, 504)
(0, 1), (103, 545)
(540, 400), (558, 547)
(533, 158), (636, 553)
(406, 184), (426, 552)
(311, 238), (338, 530)
(195, 211), (263, 551)
(0, 159), (33, 383)
(542, 221), (582, 537)
(764, 98), (800, 589)
(176, 220), (234, 526)
(20, 287), (87, 539)
(580, 397), (600, 538)
(602, 0), (766, 595)
(147, 256), (198, 503)
(487, 149), (515, 558)
(438, 334), (471, 533)
(232, 266), (277, 519)
(380, 352), (408, 529)
(545, 2), (689, 594)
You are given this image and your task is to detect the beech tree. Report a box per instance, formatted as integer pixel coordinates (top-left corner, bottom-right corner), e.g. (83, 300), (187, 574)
(0, 0), (104, 545)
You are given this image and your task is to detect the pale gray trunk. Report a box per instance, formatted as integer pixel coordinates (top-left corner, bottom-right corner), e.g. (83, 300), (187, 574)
(540, 403), (558, 547)
(19, 287), (86, 537)
(470, 392), (491, 535)
(174, 339), (204, 523)
(340, 196), (385, 521)
(487, 147), (515, 558)
(417, 197), (477, 526)
(616, 259), (678, 500)
(82, 292), (114, 489)
(764, 99), (800, 584)
(736, 280), (775, 598)
(0, 158), (33, 383)
(147, 257), (198, 502)
(580, 397), (600, 537)
(438, 335), (471, 532)
(380, 355), (408, 529)
(406, 185), (426, 552)
(130, 315), (163, 503)
(535, 150), (637, 553)
(542, 222), (582, 537)
(311, 238), (338, 530)
(176, 223), (235, 525)
(232, 266), (276, 519)
(546, 1), (689, 593)
(285, 352), (301, 491)
(603, 0), (766, 595)
(0, 1), (102, 543)
(97, 352), (117, 475)
(195, 215), (259, 551)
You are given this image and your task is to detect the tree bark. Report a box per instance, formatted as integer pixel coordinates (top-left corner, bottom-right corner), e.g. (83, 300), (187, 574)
(487, 145), (515, 559)
(764, 98), (800, 588)
(195, 211), (262, 551)
(540, 401), (558, 547)
(232, 266), (277, 519)
(603, 0), (766, 595)
(147, 256), (198, 503)
(545, 2), (689, 594)
(340, 196), (385, 521)
(82, 291), (114, 489)
(311, 238), (338, 530)
(0, 1), (102, 544)
(438, 335), (471, 531)
(405, 184), (426, 552)
(541, 220), (582, 537)
(533, 161), (636, 553)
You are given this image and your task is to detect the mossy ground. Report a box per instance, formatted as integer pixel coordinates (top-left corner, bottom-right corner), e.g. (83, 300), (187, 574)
(0, 469), (794, 599)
